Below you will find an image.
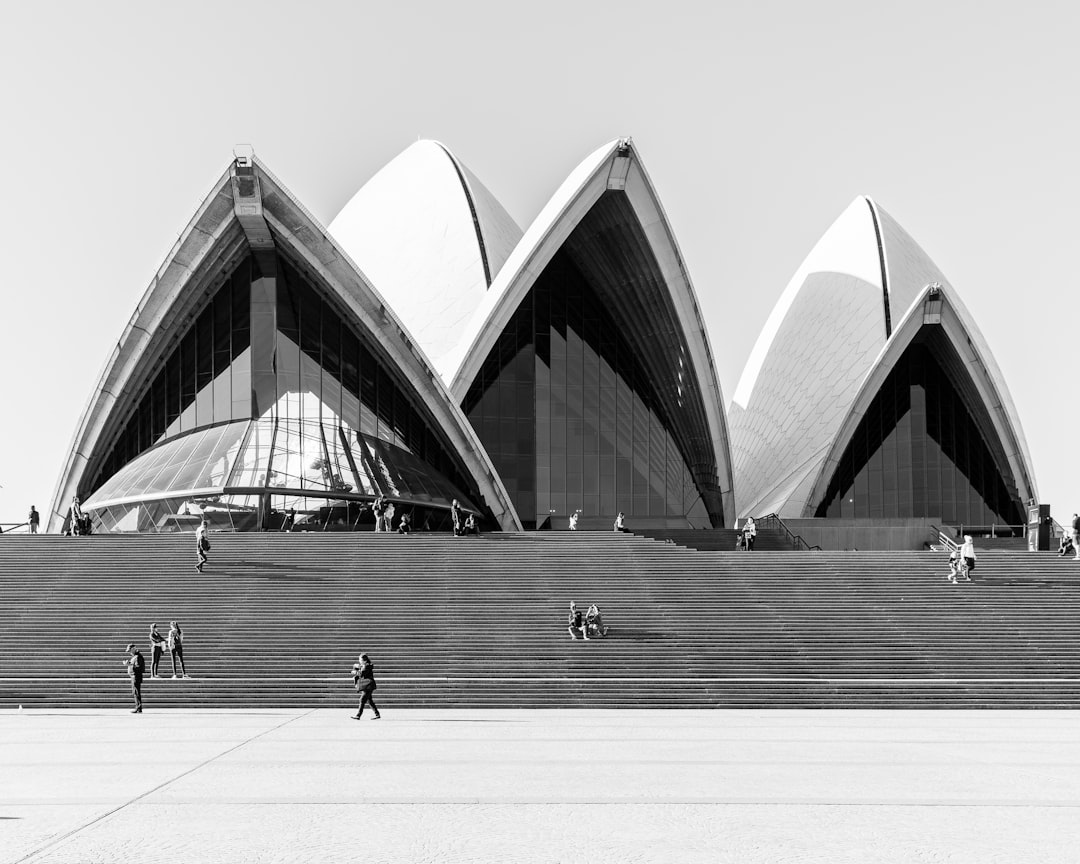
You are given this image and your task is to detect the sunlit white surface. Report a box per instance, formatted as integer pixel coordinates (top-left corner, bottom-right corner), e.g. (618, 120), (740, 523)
(329, 141), (522, 381)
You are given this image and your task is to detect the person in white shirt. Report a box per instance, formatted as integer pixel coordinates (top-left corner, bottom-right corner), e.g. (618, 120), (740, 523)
(569, 511), (580, 531)
(743, 517), (757, 551)
(958, 535), (976, 582)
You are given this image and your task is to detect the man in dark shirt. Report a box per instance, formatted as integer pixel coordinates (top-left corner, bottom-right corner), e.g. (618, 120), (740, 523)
(125, 643), (145, 713)
(567, 601), (589, 640)
(28, 506), (40, 534)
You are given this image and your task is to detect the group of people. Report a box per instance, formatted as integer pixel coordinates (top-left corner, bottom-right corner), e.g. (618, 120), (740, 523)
(947, 535), (978, 583)
(124, 621), (187, 713)
(567, 601), (608, 640)
(65, 496), (93, 536)
(736, 516), (756, 551)
(451, 499), (479, 536)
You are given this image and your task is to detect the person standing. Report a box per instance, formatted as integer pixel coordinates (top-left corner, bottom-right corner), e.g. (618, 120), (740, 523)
(167, 621), (188, 678)
(70, 496), (86, 536)
(124, 643), (145, 713)
(743, 517), (757, 552)
(451, 499), (463, 536)
(351, 653), (381, 719)
(1071, 513), (1080, 562)
(195, 518), (210, 572)
(28, 506), (40, 535)
(959, 535), (976, 582)
(149, 623), (166, 678)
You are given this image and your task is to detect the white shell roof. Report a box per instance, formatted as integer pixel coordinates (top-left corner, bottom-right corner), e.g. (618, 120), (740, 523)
(50, 155), (524, 532)
(329, 141), (522, 382)
(732, 196), (1037, 519)
(447, 138), (735, 524)
(805, 283), (1038, 512)
(731, 197), (890, 518)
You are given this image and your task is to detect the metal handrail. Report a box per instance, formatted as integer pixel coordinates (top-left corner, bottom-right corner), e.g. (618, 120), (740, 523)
(754, 513), (821, 551)
(929, 524), (959, 552)
(955, 522), (1027, 538)
(0, 522), (29, 534)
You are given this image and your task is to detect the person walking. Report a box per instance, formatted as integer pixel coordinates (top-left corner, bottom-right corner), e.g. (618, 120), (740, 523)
(28, 506), (40, 534)
(959, 535), (977, 582)
(743, 517), (757, 551)
(351, 653), (381, 719)
(195, 518), (210, 572)
(1071, 513), (1080, 561)
(124, 643), (145, 713)
(167, 621), (188, 678)
(149, 623), (166, 678)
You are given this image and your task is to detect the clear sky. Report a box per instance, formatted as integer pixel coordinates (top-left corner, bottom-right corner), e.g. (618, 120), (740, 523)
(1, 0), (1075, 527)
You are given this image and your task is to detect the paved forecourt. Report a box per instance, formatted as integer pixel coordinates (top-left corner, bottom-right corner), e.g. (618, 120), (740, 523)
(2, 708), (1080, 863)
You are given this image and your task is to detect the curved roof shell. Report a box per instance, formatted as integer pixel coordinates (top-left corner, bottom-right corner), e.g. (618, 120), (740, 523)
(328, 141), (522, 381)
(448, 139), (734, 525)
(805, 283), (1037, 516)
(731, 197), (1035, 519)
(49, 155), (522, 532)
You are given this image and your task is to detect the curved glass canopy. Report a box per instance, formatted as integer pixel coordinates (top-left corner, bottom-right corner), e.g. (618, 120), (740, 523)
(84, 418), (479, 533)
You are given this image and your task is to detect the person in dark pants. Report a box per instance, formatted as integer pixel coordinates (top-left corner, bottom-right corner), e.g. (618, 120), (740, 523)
(351, 653), (381, 719)
(28, 506), (40, 534)
(195, 518), (210, 572)
(567, 601), (589, 640)
(125, 643), (145, 713)
(168, 621), (188, 678)
(149, 623), (166, 678)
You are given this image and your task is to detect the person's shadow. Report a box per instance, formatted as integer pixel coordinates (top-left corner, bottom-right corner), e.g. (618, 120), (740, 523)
(593, 626), (671, 642)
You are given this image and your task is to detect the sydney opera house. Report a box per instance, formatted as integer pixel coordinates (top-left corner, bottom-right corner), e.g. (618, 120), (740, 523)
(48, 139), (1037, 538)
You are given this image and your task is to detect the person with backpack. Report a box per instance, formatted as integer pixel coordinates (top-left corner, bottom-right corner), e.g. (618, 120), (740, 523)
(195, 518), (210, 572)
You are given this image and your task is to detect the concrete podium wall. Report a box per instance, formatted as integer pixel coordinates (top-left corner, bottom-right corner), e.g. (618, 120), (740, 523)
(781, 518), (939, 551)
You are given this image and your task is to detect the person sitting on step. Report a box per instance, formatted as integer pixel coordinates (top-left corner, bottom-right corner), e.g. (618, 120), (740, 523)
(586, 604), (608, 638)
(567, 601), (589, 640)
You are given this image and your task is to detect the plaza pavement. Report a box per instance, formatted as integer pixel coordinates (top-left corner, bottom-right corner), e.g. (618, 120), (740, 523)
(2, 707), (1079, 863)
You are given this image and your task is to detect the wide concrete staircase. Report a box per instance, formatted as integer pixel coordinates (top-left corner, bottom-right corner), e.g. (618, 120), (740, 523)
(2, 533), (1079, 709)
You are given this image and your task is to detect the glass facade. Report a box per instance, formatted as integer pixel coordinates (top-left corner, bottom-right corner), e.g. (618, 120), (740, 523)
(464, 238), (711, 529)
(85, 251), (484, 530)
(815, 334), (1023, 525)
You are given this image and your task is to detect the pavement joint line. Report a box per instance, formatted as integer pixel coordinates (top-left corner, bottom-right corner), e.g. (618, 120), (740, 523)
(10, 706), (317, 864)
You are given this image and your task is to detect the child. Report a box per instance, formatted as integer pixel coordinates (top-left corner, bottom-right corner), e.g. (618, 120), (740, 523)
(947, 549), (961, 583)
